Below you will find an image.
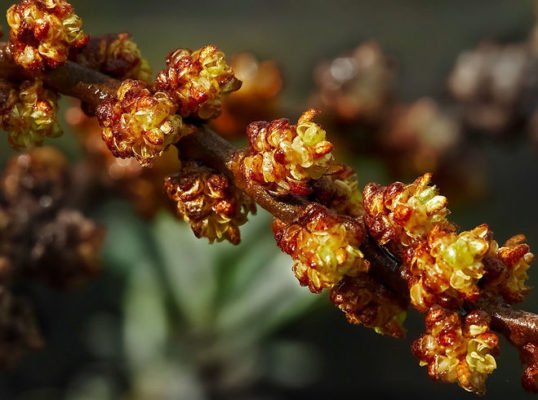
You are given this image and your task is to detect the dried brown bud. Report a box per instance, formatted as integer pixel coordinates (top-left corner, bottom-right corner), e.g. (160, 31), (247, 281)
(0, 79), (61, 149)
(1, 146), (69, 210)
(312, 41), (396, 124)
(96, 79), (194, 166)
(272, 204), (368, 293)
(0, 289), (43, 367)
(154, 45), (241, 119)
(483, 235), (534, 304)
(330, 274), (406, 338)
(412, 306), (499, 395)
(520, 342), (538, 392)
(242, 109), (336, 196)
(73, 33), (152, 81)
(164, 162), (255, 245)
(25, 209), (104, 288)
(7, 0), (89, 71)
(448, 42), (529, 134)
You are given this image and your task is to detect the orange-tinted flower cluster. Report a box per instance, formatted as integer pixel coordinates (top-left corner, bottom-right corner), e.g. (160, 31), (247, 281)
(155, 45), (241, 120)
(0, 79), (61, 149)
(164, 162), (255, 245)
(412, 306), (499, 395)
(74, 33), (152, 82)
(96, 79), (194, 166)
(241, 109), (336, 196)
(363, 173), (449, 248)
(330, 274), (406, 338)
(7, 0), (88, 71)
(363, 173), (533, 312)
(272, 204), (367, 293)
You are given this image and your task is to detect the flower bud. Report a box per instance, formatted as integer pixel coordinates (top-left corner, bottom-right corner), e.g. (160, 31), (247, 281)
(7, 0), (88, 71)
(408, 224), (495, 311)
(363, 173), (450, 248)
(242, 109), (336, 196)
(96, 79), (194, 166)
(164, 162), (255, 245)
(74, 33), (152, 81)
(412, 306), (498, 395)
(272, 204), (368, 293)
(0, 79), (61, 149)
(154, 45), (241, 119)
(330, 274), (406, 338)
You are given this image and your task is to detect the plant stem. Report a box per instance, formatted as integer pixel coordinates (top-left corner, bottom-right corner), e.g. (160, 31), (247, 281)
(1, 43), (538, 351)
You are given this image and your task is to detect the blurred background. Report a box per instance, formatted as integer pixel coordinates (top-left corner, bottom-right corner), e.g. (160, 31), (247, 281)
(2, 0), (538, 399)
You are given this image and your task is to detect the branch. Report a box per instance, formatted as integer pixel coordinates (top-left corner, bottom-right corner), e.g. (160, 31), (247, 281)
(1, 41), (538, 388)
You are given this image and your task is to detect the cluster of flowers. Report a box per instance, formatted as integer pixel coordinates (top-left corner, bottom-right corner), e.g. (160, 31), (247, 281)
(96, 45), (243, 167)
(0, 147), (104, 364)
(360, 173), (533, 392)
(7, 0), (88, 70)
(241, 109), (336, 196)
(363, 173), (532, 313)
(237, 107), (533, 393)
(412, 306), (499, 394)
(164, 161), (255, 245)
(0, 78), (61, 149)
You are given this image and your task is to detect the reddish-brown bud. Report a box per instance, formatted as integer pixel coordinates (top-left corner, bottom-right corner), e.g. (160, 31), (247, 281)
(164, 162), (255, 244)
(7, 0), (89, 71)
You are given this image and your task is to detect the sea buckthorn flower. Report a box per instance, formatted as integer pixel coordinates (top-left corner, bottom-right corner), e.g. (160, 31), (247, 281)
(0, 79), (61, 149)
(363, 173), (449, 248)
(74, 33), (152, 81)
(242, 109), (336, 196)
(164, 162), (255, 245)
(408, 224), (495, 311)
(154, 45), (241, 119)
(483, 235), (534, 304)
(412, 306), (499, 395)
(7, 0), (89, 71)
(272, 204), (368, 293)
(96, 79), (194, 166)
(330, 274), (406, 338)
(311, 163), (363, 217)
